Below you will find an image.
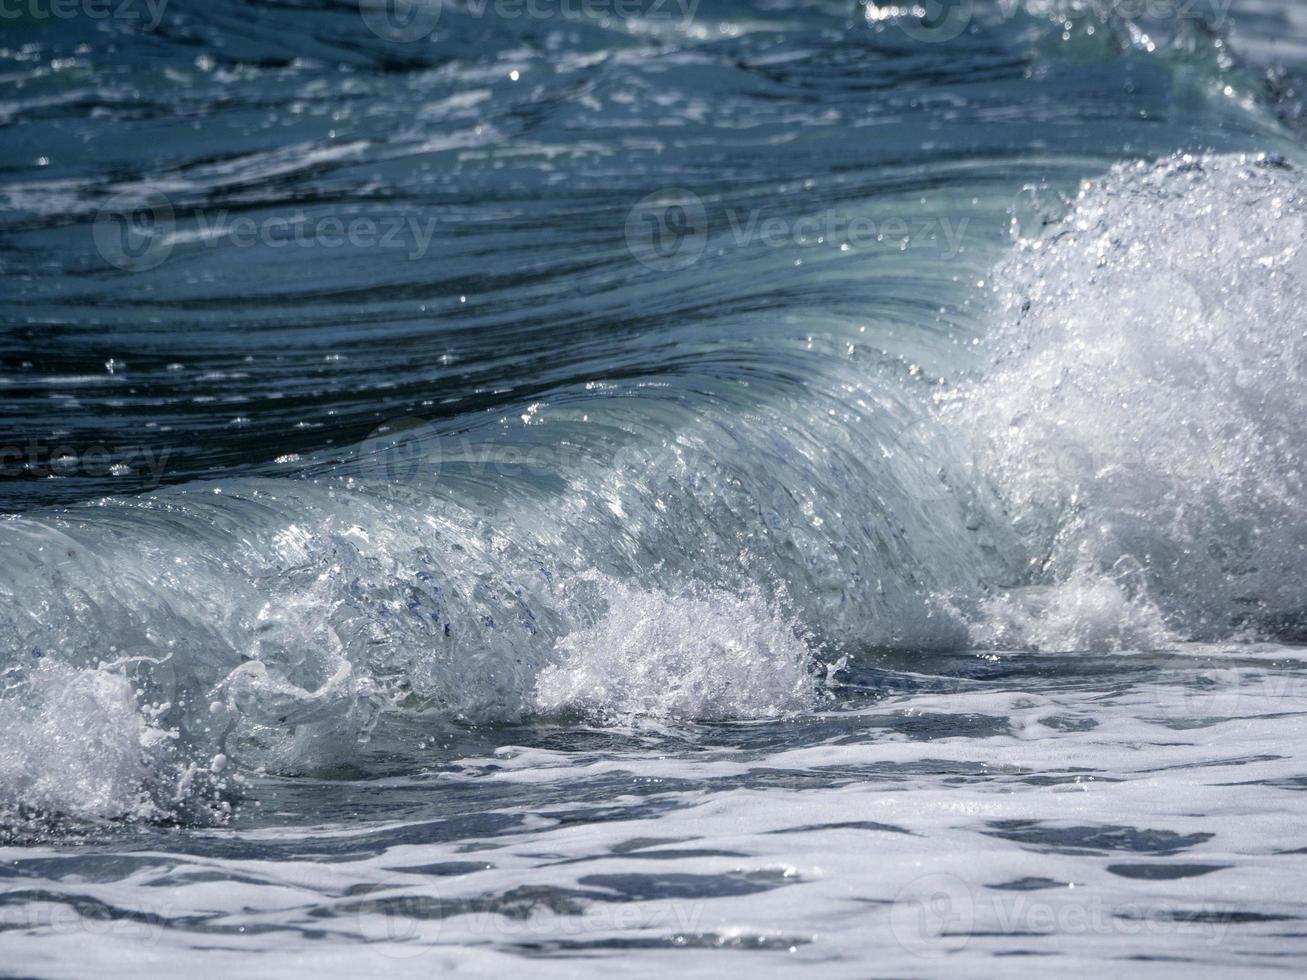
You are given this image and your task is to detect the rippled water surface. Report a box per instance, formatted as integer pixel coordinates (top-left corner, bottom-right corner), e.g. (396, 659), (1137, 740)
(4, 0), (1307, 974)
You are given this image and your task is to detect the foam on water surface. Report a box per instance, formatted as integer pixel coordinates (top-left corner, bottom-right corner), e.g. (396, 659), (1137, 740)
(4, 0), (1307, 973)
(5, 644), (1307, 977)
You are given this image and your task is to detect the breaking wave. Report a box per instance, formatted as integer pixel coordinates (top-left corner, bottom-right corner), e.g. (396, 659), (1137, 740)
(953, 152), (1307, 649)
(5, 151), (1307, 826)
(4, 0), (1307, 828)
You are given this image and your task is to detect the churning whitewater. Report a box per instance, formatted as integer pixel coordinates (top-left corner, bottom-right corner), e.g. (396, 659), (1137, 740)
(5, 0), (1307, 975)
(3, 150), (1305, 825)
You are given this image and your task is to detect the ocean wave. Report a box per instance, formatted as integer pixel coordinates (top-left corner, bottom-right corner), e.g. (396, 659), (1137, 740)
(3, 1), (1307, 827)
(952, 152), (1307, 648)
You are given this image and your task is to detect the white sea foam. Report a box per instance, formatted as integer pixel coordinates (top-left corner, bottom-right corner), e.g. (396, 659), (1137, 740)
(9, 642), (1307, 977)
(965, 566), (1177, 653)
(534, 577), (815, 722)
(955, 152), (1307, 649)
(0, 662), (180, 824)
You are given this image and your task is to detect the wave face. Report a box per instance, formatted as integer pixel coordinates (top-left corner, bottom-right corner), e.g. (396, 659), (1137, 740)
(1, 0), (1306, 831)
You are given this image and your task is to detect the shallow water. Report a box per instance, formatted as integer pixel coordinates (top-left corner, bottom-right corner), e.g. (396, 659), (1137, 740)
(4, 0), (1307, 974)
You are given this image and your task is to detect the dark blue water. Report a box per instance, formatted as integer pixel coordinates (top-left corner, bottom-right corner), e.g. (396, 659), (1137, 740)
(4, 0), (1307, 974)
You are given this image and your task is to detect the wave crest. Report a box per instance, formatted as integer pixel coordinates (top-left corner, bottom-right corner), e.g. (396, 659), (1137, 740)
(955, 152), (1307, 644)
